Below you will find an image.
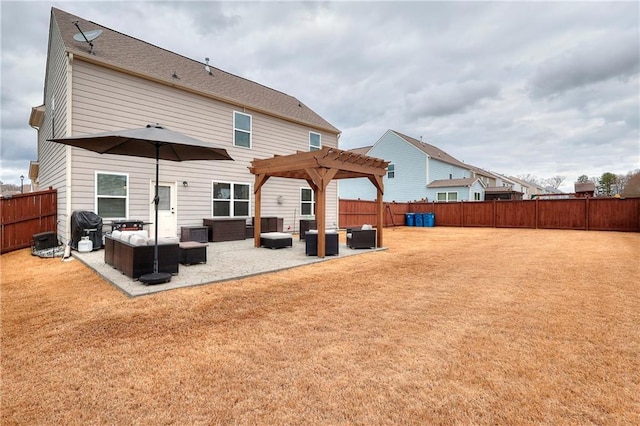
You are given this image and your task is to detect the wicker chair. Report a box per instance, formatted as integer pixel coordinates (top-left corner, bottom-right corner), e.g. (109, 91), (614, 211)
(346, 225), (377, 249)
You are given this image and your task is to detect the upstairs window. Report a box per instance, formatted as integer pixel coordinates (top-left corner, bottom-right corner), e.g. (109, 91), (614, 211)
(234, 112), (252, 148)
(96, 172), (128, 219)
(309, 132), (321, 151)
(387, 163), (395, 179)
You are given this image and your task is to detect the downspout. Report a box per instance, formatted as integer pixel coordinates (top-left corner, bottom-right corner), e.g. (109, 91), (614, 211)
(64, 52), (73, 243)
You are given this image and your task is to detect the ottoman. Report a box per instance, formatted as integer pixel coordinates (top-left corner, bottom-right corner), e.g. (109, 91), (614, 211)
(260, 232), (293, 249)
(179, 241), (208, 265)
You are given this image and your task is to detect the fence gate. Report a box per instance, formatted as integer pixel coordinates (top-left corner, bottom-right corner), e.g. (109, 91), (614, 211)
(1, 188), (58, 254)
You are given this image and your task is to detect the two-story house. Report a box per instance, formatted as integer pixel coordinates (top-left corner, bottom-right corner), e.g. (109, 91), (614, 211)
(28, 8), (340, 244)
(339, 130), (485, 202)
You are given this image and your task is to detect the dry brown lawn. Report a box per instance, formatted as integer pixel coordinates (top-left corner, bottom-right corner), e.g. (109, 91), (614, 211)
(1, 227), (639, 425)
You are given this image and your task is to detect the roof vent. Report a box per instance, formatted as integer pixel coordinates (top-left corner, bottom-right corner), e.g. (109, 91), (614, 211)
(205, 58), (212, 75)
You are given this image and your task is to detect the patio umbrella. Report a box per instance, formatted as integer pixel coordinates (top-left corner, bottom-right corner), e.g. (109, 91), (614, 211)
(49, 124), (233, 285)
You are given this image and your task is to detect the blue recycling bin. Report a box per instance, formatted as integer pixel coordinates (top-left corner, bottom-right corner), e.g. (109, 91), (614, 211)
(414, 212), (424, 227)
(424, 212), (435, 227)
(405, 213), (415, 227)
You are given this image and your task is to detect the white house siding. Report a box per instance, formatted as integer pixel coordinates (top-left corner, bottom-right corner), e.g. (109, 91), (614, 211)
(66, 59), (338, 237)
(37, 20), (70, 240)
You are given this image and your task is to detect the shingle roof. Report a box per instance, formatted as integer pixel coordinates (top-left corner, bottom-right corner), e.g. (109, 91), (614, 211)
(51, 8), (339, 134)
(574, 182), (596, 193)
(427, 178), (479, 188)
(391, 131), (467, 168)
(347, 146), (373, 155)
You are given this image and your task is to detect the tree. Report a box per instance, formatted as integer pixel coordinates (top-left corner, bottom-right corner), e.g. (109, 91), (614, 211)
(597, 172), (617, 197)
(544, 175), (566, 189)
(621, 169), (640, 197)
(517, 174), (541, 185)
(576, 175), (590, 183)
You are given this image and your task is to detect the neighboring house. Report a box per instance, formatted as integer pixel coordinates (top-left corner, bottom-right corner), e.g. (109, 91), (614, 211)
(339, 130), (485, 202)
(28, 8), (340, 243)
(508, 176), (549, 200)
(483, 173), (524, 200)
(468, 165), (499, 188)
(574, 181), (596, 197)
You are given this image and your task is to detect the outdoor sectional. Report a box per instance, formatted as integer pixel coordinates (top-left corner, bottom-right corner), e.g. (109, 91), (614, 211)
(104, 231), (179, 279)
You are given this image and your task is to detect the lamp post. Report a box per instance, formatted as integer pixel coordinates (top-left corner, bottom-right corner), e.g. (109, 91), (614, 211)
(20, 175), (24, 193)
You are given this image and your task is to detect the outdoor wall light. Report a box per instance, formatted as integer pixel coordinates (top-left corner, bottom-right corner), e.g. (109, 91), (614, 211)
(182, 181), (189, 187)
(277, 195), (284, 205)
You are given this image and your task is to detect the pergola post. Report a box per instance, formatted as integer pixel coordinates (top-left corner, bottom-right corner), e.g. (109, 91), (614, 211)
(253, 173), (269, 248)
(377, 188), (384, 248)
(369, 174), (385, 248)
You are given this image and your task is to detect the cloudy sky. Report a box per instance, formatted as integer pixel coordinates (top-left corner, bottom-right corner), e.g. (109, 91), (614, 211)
(1, 1), (638, 192)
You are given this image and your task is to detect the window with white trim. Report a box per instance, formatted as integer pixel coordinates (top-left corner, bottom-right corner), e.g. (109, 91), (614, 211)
(437, 192), (458, 202)
(233, 111), (252, 148)
(474, 192), (481, 201)
(212, 182), (250, 217)
(309, 131), (321, 151)
(300, 187), (315, 216)
(96, 172), (128, 219)
(387, 163), (395, 179)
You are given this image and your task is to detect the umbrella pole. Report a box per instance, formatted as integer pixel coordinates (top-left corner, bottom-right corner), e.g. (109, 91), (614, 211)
(153, 150), (160, 274)
(140, 143), (172, 285)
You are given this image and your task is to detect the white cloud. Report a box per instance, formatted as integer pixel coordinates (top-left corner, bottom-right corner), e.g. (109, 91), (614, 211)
(0, 1), (638, 187)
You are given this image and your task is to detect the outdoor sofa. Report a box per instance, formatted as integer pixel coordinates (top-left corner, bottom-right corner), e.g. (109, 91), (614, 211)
(104, 230), (179, 279)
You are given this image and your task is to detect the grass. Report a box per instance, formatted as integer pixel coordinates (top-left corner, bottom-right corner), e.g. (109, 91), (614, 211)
(1, 227), (639, 424)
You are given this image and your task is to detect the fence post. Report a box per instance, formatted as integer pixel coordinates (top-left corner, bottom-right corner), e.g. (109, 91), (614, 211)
(585, 197), (589, 231)
(535, 198), (539, 229)
(493, 199), (496, 228)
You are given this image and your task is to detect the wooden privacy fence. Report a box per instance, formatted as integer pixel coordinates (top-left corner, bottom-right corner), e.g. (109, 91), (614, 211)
(1, 188), (58, 254)
(339, 197), (640, 232)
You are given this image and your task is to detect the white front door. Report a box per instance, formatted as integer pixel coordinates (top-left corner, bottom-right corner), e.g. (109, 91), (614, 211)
(150, 181), (177, 238)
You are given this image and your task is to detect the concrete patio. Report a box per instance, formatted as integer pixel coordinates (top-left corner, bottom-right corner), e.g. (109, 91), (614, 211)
(73, 234), (385, 297)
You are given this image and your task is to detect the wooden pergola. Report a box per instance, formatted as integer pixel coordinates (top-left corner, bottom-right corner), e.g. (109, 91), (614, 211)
(249, 147), (390, 257)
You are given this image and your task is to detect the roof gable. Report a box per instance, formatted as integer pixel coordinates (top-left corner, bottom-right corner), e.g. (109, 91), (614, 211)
(51, 8), (339, 134)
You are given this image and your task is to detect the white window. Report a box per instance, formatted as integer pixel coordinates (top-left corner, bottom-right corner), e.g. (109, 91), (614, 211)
(300, 187), (315, 216)
(437, 192), (458, 202)
(233, 111), (252, 148)
(474, 192), (481, 201)
(212, 182), (250, 217)
(387, 163), (395, 179)
(309, 132), (321, 151)
(96, 172), (128, 219)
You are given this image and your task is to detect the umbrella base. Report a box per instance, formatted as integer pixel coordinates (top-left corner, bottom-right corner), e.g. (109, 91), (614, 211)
(139, 272), (172, 285)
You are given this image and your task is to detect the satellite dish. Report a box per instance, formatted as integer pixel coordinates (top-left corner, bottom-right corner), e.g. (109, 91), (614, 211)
(73, 29), (102, 42)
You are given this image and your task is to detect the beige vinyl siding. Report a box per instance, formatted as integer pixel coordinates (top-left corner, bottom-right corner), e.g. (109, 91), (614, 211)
(69, 60), (338, 234)
(37, 19), (70, 241)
